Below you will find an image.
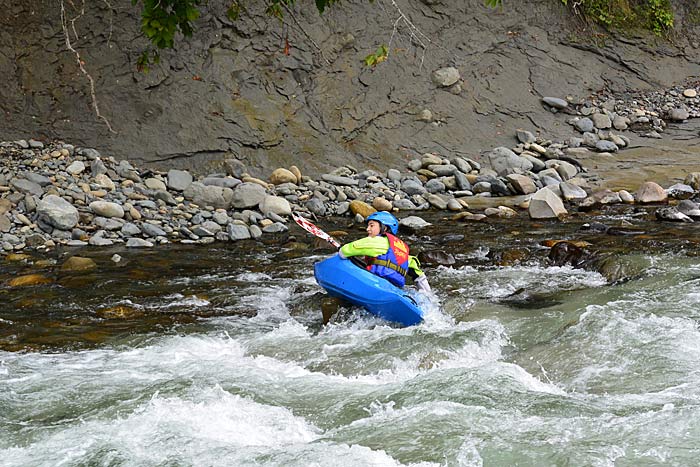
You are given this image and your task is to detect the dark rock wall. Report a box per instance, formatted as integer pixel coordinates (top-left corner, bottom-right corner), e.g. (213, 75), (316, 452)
(2, 0), (699, 177)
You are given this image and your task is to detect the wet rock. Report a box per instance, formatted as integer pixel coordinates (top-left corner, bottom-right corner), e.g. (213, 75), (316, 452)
(684, 173), (700, 190)
(126, 238), (154, 247)
(227, 222), (252, 241)
(678, 200), (700, 218)
(635, 181), (667, 203)
(418, 250), (455, 266)
(61, 256), (97, 272)
(528, 188), (567, 219)
(655, 206), (693, 222)
(574, 117), (594, 133)
(560, 182), (588, 200)
(399, 215), (431, 230)
(666, 183), (695, 199)
(7, 273), (53, 287)
(95, 305), (144, 319)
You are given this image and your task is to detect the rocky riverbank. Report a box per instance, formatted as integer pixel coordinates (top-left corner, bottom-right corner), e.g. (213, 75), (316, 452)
(2, 82), (700, 258)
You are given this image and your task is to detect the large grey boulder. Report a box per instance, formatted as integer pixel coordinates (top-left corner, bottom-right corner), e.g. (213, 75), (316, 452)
(230, 182), (266, 209)
(485, 147), (533, 175)
(167, 169), (193, 191)
(185, 182), (235, 209)
(528, 188), (567, 219)
(259, 195), (292, 216)
(37, 195), (79, 230)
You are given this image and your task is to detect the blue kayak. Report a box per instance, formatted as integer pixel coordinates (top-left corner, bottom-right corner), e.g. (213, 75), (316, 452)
(314, 255), (424, 326)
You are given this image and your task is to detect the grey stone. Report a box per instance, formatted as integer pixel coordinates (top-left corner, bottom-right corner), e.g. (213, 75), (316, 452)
(186, 182), (236, 209)
(321, 174), (358, 186)
(425, 179), (446, 193)
(401, 178), (426, 195)
(516, 129), (536, 144)
(669, 108), (690, 121)
(485, 147), (533, 175)
(66, 161), (86, 175)
(305, 197), (326, 216)
(560, 182), (588, 200)
(591, 113), (612, 129)
(259, 195), (292, 216)
(666, 183), (695, 199)
(203, 176), (241, 189)
(506, 174), (537, 195)
(432, 67), (460, 87)
(528, 188), (567, 219)
(90, 201), (124, 218)
(121, 223), (142, 236)
(11, 178), (43, 196)
(393, 199), (417, 210)
(37, 195), (79, 230)
(126, 238), (154, 248)
(141, 223), (167, 237)
(399, 215), (431, 229)
(262, 222), (288, 233)
(228, 223), (252, 241)
(574, 117), (594, 133)
(595, 140), (619, 153)
(542, 97), (568, 109)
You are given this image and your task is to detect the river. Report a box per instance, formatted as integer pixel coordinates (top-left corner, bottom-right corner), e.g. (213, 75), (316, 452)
(1, 207), (700, 466)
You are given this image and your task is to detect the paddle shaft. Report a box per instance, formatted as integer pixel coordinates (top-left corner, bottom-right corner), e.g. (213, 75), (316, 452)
(292, 212), (341, 248)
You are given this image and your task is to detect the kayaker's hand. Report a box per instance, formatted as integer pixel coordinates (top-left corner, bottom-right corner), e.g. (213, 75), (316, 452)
(415, 274), (432, 294)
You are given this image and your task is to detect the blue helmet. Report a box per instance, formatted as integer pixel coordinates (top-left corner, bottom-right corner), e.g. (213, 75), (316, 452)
(367, 211), (399, 235)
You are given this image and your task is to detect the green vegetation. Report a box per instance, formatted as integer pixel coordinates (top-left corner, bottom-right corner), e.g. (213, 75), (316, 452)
(490, 0), (674, 35)
(131, 0), (677, 71)
(131, 0), (344, 70)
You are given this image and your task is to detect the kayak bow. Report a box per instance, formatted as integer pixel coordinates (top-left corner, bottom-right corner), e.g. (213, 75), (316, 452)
(314, 254), (423, 326)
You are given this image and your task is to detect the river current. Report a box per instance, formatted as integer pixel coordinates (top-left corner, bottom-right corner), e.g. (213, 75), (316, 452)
(2, 208), (700, 466)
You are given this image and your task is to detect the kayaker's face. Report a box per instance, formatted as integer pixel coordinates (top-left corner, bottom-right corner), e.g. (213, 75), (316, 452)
(366, 220), (382, 237)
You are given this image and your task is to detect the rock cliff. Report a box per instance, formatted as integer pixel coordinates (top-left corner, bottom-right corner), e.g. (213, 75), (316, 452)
(2, 0), (699, 177)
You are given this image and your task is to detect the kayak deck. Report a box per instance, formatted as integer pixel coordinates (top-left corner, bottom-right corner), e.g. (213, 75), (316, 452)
(314, 255), (423, 326)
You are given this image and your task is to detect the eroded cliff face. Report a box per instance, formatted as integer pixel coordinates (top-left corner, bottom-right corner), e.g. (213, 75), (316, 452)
(2, 0), (699, 177)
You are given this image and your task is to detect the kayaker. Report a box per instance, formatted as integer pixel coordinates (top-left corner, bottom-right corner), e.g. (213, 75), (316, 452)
(338, 211), (432, 294)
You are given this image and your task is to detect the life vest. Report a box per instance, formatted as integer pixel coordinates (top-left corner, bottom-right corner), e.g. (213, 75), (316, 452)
(365, 233), (409, 288)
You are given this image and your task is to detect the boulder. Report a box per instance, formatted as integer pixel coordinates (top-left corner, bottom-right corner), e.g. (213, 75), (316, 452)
(635, 181), (667, 203)
(270, 168), (297, 185)
(528, 188), (567, 219)
(349, 200), (375, 218)
(259, 195), (292, 216)
(37, 195), (79, 230)
(485, 147), (533, 175)
(229, 182), (265, 209)
(89, 201), (125, 218)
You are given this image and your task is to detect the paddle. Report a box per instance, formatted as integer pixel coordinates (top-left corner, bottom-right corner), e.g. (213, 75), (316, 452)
(291, 212), (341, 248)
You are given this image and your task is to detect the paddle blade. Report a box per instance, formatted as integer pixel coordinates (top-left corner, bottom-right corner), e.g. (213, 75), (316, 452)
(292, 212), (341, 248)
